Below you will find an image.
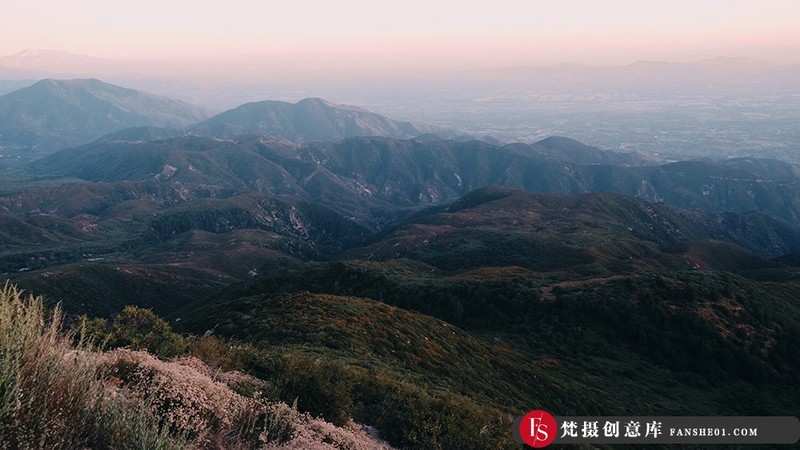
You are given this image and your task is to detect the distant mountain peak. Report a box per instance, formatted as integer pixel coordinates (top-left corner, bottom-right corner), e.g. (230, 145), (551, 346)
(32, 77), (127, 91)
(297, 97), (330, 105)
(12, 48), (82, 58)
(0, 49), (118, 78)
(0, 49), (103, 66)
(0, 78), (209, 155)
(190, 97), (450, 143)
(296, 97), (367, 112)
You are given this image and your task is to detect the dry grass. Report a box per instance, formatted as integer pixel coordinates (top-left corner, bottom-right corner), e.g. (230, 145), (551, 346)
(0, 282), (101, 448)
(0, 282), (392, 449)
(0, 282), (183, 449)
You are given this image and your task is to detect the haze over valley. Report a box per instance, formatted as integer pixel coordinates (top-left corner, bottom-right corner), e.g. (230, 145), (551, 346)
(2, 48), (798, 163)
(1, 1), (799, 449)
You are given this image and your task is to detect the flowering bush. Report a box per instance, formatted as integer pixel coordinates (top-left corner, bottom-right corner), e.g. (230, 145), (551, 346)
(103, 349), (392, 449)
(0, 283), (392, 449)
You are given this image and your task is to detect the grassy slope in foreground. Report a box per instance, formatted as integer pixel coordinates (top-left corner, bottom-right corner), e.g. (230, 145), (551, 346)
(0, 283), (392, 449)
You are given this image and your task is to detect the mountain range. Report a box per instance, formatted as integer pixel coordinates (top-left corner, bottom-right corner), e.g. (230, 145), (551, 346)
(28, 133), (800, 230)
(1, 75), (800, 449)
(466, 57), (800, 89)
(0, 78), (459, 158)
(3, 48), (798, 85)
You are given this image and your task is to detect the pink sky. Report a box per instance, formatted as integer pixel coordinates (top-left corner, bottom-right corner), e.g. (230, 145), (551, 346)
(2, 0), (798, 72)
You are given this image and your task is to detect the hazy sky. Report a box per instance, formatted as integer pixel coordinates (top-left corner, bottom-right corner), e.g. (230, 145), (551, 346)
(2, 0), (799, 71)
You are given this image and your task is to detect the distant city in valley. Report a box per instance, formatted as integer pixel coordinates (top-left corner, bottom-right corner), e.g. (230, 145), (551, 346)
(2, 49), (798, 163)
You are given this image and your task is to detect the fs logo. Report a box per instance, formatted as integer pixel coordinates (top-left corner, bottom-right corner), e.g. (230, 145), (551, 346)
(519, 410), (557, 447)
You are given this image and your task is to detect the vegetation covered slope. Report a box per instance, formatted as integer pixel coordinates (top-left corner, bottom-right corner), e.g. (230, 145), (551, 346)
(173, 266), (800, 448)
(30, 134), (800, 226)
(344, 187), (778, 273)
(0, 283), (393, 450)
(162, 187), (800, 448)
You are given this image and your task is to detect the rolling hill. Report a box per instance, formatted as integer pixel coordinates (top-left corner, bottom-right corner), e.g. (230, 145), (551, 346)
(160, 191), (800, 448)
(31, 134), (800, 230)
(343, 187), (783, 273)
(173, 252), (800, 449)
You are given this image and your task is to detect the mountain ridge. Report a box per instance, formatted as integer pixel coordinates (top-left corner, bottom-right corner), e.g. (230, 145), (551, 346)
(342, 187), (789, 273)
(0, 78), (209, 156)
(190, 97), (451, 142)
(30, 134), (800, 228)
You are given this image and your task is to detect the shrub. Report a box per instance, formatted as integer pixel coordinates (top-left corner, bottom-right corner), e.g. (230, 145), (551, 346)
(187, 335), (242, 372)
(354, 374), (515, 450)
(110, 306), (187, 358)
(272, 355), (356, 427)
